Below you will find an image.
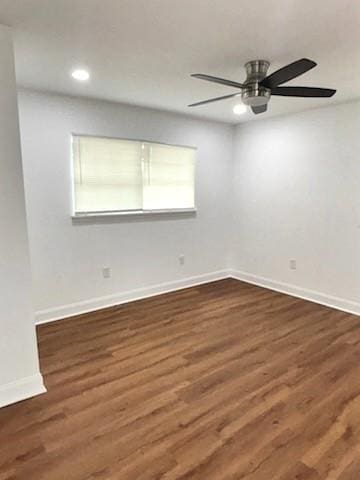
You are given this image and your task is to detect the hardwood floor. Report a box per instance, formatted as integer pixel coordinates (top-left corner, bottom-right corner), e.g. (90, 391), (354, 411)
(1, 279), (360, 479)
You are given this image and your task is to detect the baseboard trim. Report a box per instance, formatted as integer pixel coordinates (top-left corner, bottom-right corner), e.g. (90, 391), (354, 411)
(229, 269), (360, 316)
(35, 268), (360, 325)
(0, 373), (46, 409)
(35, 270), (231, 325)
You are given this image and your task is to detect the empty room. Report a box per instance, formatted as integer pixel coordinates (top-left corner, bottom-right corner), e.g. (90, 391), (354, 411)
(0, 0), (359, 478)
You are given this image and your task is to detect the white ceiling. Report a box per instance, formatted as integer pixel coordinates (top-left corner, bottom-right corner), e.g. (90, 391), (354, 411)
(0, 0), (359, 124)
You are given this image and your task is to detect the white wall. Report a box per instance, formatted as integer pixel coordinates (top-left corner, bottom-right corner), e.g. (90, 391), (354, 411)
(18, 89), (360, 324)
(231, 101), (360, 314)
(0, 26), (45, 407)
(18, 90), (234, 322)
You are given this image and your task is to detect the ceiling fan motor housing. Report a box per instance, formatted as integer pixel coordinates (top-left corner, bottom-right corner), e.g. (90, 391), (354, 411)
(242, 60), (271, 107)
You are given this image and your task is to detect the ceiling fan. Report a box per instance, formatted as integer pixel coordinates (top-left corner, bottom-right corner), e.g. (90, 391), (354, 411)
(188, 58), (336, 114)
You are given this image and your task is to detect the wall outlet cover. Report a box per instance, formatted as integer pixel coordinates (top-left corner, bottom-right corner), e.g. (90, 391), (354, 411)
(289, 259), (297, 270)
(102, 267), (111, 278)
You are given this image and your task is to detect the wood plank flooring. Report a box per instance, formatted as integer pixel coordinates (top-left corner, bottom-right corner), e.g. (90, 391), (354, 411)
(0, 279), (360, 479)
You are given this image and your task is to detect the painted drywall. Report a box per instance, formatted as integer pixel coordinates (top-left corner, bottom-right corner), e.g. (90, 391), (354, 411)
(18, 90), (233, 321)
(0, 26), (45, 407)
(231, 101), (360, 313)
(17, 89), (360, 323)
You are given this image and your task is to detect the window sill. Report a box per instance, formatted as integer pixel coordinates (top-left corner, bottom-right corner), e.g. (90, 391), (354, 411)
(72, 208), (197, 219)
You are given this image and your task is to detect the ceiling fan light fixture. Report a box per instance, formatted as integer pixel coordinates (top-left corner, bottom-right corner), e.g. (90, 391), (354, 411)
(71, 69), (90, 81)
(233, 103), (247, 115)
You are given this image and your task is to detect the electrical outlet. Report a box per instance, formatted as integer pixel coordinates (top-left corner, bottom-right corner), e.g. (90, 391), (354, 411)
(289, 259), (297, 270)
(102, 267), (111, 278)
(179, 254), (185, 265)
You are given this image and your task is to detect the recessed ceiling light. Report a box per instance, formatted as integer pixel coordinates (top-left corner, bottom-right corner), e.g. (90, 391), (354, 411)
(71, 69), (90, 81)
(233, 104), (247, 115)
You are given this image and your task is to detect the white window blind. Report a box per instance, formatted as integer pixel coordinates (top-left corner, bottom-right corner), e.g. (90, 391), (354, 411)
(72, 135), (196, 215)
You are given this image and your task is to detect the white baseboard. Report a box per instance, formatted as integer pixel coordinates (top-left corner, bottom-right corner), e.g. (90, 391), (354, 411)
(35, 270), (231, 325)
(35, 268), (360, 326)
(229, 269), (360, 316)
(0, 373), (46, 409)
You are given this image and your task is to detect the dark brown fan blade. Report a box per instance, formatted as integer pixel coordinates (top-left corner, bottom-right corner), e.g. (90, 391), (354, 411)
(251, 104), (267, 114)
(271, 86), (336, 97)
(261, 58), (317, 89)
(191, 74), (245, 89)
(188, 92), (240, 107)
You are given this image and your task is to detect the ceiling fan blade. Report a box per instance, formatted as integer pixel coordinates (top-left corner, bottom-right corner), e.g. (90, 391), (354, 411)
(188, 92), (240, 107)
(251, 104), (267, 114)
(191, 73), (245, 89)
(261, 58), (317, 89)
(271, 86), (336, 97)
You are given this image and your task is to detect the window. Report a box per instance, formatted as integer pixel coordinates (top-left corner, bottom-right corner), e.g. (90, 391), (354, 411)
(72, 135), (196, 216)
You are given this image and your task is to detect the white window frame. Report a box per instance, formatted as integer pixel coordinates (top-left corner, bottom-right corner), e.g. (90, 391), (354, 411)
(70, 134), (197, 218)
